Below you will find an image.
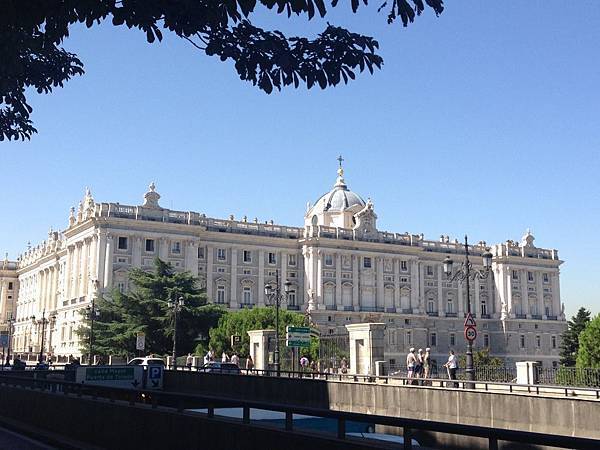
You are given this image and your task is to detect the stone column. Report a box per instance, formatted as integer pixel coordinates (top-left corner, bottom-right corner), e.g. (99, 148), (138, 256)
(345, 323), (386, 375)
(279, 251), (288, 295)
(458, 281), (464, 317)
(82, 238), (90, 297)
(418, 263), (425, 312)
(247, 329), (276, 371)
(103, 235), (114, 288)
(158, 237), (168, 260)
(74, 242), (82, 299)
(393, 259), (400, 312)
(258, 249), (265, 306)
(230, 248), (238, 308)
(52, 263), (59, 310)
(96, 231), (107, 289)
(376, 257), (384, 311)
(437, 266), (444, 317)
(552, 271), (561, 318)
(352, 255), (359, 311)
(132, 235), (142, 268)
(335, 253), (342, 310)
(537, 271), (544, 318)
(521, 269), (529, 318)
(206, 245), (214, 303)
(474, 276), (480, 316)
(316, 250), (323, 307)
(410, 260), (418, 312)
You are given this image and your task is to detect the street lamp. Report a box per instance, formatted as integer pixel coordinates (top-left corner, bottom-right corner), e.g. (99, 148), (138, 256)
(264, 270), (292, 377)
(86, 299), (100, 365)
(31, 311), (51, 363)
(443, 235), (493, 385)
(169, 295), (185, 370)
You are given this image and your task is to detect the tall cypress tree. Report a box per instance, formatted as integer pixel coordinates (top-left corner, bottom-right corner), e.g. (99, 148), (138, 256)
(559, 307), (591, 366)
(78, 258), (224, 358)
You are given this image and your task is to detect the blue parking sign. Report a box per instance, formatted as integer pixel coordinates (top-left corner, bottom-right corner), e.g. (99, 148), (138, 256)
(0, 335), (8, 347)
(149, 366), (162, 379)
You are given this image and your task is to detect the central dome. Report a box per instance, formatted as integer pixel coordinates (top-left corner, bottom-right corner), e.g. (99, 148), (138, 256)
(305, 160), (368, 229)
(314, 172), (366, 212)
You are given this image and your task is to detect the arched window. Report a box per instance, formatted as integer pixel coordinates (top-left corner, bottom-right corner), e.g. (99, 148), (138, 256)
(311, 215), (318, 226)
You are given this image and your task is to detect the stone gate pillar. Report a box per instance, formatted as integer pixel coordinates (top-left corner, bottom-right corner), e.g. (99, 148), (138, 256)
(247, 329), (276, 372)
(345, 323), (386, 375)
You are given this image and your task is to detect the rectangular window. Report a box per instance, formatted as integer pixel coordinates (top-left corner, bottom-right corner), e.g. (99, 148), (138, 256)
(430, 332), (437, 347)
(450, 333), (456, 347)
(172, 241), (181, 254)
(406, 331), (412, 346)
(426, 265), (434, 276)
(8, 282), (13, 290)
(520, 335), (526, 348)
(145, 239), (154, 252)
(243, 250), (252, 263)
(288, 290), (296, 305)
(242, 287), (252, 304)
(268, 252), (277, 265)
(197, 247), (205, 259)
(288, 254), (297, 266)
(528, 271), (534, 282)
(243, 269), (252, 275)
(400, 261), (408, 271)
(217, 248), (226, 261)
(536, 335), (541, 348)
(217, 267), (225, 273)
(552, 335), (557, 349)
(325, 254), (333, 266)
(118, 236), (128, 250)
(543, 273), (549, 283)
(216, 285), (226, 304)
(512, 270), (519, 280)
(363, 257), (372, 268)
(484, 334), (490, 347)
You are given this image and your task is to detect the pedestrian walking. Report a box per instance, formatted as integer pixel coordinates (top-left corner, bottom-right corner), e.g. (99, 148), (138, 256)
(300, 355), (309, 371)
(406, 348), (416, 379)
(221, 351), (229, 363)
(423, 348), (431, 381)
(415, 348), (424, 379)
(186, 353), (193, 370)
(443, 350), (458, 388)
(231, 353), (240, 367)
(340, 357), (348, 374)
(245, 355), (254, 372)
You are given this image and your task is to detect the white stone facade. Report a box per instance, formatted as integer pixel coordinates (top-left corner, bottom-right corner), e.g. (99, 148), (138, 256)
(5, 165), (567, 366)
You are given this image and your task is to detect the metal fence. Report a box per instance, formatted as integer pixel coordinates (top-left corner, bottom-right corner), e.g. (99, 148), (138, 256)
(388, 364), (517, 383)
(536, 367), (600, 388)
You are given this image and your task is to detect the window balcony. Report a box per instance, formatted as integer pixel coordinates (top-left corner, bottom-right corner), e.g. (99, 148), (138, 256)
(515, 314), (527, 319)
(287, 305), (300, 311)
(547, 315), (558, 321)
(427, 311), (439, 317)
(325, 305), (337, 311)
(385, 307), (397, 313)
(531, 314), (542, 320)
(445, 312), (457, 318)
(402, 308), (413, 314)
(480, 314), (491, 319)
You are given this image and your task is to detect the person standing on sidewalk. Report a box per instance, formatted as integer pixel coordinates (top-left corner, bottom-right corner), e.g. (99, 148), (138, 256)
(444, 350), (458, 387)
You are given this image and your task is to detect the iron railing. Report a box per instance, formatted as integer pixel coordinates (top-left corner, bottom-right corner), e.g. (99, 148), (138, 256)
(536, 366), (600, 388)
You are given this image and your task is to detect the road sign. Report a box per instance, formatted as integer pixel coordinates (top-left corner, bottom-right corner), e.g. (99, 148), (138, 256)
(76, 365), (145, 389)
(136, 332), (145, 351)
(147, 365), (164, 390)
(465, 326), (477, 342)
(286, 326), (311, 348)
(464, 313), (476, 328)
(0, 334), (8, 347)
(230, 335), (242, 347)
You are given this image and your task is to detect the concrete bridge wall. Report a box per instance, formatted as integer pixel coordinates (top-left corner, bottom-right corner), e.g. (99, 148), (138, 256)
(165, 372), (600, 448)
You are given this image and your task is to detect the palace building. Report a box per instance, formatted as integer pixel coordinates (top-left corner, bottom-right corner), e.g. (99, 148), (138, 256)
(2, 161), (567, 366)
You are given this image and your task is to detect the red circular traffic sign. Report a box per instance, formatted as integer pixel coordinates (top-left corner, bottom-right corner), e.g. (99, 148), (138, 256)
(464, 326), (477, 342)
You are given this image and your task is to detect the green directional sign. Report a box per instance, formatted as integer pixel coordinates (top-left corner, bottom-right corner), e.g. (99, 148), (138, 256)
(286, 326), (310, 333)
(286, 339), (311, 348)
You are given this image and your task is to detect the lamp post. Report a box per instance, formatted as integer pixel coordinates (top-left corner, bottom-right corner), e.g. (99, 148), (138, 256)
(264, 270), (292, 377)
(32, 311), (51, 363)
(86, 297), (100, 365)
(169, 295), (184, 370)
(443, 235), (493, 385)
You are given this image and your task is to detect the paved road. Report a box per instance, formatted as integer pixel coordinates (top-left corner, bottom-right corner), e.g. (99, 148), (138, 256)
(0, 426), (56, 450)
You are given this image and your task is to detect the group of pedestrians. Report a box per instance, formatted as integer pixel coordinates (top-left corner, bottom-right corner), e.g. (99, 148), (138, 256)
(405, 348), (459, 386)
(406, 347), (431, 381)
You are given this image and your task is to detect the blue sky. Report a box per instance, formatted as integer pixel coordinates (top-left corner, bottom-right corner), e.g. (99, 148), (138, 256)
(2, 2), (599, 318)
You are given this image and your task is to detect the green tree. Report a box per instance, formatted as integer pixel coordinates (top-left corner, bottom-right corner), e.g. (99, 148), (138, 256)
(458, 348), (504, 368)
(576, 314), (600, 369)
(206, 307), (305, 357)
(560, 307), (591, 366)
(1, 0), (444, 140)
(78, 258), (224, 358)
